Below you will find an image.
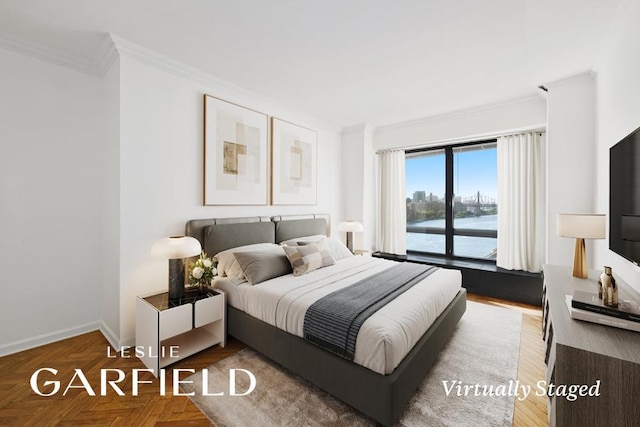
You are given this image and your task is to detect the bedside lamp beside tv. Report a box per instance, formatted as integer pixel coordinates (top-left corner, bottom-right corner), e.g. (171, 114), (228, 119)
(557, 213), (606, 278)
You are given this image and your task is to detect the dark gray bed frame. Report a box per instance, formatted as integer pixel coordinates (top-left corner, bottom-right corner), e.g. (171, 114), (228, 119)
(186, 214), (466, 426)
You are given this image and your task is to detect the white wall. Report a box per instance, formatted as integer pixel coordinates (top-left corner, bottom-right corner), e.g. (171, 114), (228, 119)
(116, 54), (343, 345)
(0, 37), (344, 353)
(100, 58), (121, 346)
(594, 0), (640, 294)
(374, 95), (546, 151)
(0, 48), (104, 354)
(341, 124), (375, 251)
(545, 73), (597, 267)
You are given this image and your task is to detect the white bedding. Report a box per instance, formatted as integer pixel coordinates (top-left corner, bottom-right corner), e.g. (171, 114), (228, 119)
(215, 256), (461, 374)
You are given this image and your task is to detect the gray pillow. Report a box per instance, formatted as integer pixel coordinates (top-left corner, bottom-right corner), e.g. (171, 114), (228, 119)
(233, 250), (292, 285)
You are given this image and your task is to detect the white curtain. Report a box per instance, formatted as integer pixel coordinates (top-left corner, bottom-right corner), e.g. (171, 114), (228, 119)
(377, 150), (407, 255)
(497, 132), (545, 272)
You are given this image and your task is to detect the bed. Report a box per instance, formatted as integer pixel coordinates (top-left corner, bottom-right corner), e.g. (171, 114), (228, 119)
(186, 214), (466, 425)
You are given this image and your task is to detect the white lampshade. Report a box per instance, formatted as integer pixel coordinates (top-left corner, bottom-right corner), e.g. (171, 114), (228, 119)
(337, 221), (364, 233)
(151, 236), (201, 259)
(557, 214), (606, 239)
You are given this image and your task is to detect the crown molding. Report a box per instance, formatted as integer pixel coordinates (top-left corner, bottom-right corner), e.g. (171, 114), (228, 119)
(108, 34), (343, 134)
(376, 94), (546, 134)
(0, 30), (93, 75)
(90, 34), (119, 77)
(341, 123), (375, 136)
(0, 30), (343, 133)
(109, 33), (215, 85)
(543, 70), (595, 90)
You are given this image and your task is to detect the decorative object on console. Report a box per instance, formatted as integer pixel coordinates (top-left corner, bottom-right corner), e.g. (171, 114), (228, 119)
(543, 265), (640, 425)
(337, 220), (364, 253)
(556, 213), (606, 278)
(571, 290), (640, 323)
(151, 236), (202, 300)
(203, 94), (269, 206)
(600, 266), (618, 307)
(188, 252), (217, 291)
(271, 117), (317, 205)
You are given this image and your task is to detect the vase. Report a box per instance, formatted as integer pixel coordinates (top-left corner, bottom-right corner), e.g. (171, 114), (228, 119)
(600, 266), (618, 308)
(597, 275), (603, 299)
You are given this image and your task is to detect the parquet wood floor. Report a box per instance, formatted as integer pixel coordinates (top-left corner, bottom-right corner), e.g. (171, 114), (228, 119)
(0, 294), (546, 426)
(467, 294), (547, 426)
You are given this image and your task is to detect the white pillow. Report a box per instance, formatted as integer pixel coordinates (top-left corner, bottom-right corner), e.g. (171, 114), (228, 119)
(281, 235), (353, 261)
(214, 243), (281, 279)
(324, 236), (354, 260)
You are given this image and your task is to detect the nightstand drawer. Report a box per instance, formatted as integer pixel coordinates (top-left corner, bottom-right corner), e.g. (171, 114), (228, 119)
(194, 292), (224, 328)
(159, 303), (192, 340)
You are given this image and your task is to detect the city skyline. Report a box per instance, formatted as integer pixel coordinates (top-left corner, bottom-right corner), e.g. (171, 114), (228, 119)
(406, 146), (497, 201)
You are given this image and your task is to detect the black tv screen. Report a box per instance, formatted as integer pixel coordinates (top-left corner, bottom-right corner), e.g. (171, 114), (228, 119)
(610, 125), (640, 265)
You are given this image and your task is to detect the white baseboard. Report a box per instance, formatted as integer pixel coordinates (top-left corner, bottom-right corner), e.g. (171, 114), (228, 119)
(119, 335), (135, 349)
(98, 322), (136, 351)
(0, 321), (100, 357)
(99, 321), (121, 351)
(0, 321), (134, 357)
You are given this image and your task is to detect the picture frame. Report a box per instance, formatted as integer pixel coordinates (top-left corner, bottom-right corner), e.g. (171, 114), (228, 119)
(203, 95), (269, 205)
(271, 117), (317, 205)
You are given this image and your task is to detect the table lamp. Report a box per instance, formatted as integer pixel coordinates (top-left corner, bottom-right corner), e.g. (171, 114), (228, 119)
(337, 221), (364, 253)
(151, 236), (202, 299)
(557, 213), (606, 278)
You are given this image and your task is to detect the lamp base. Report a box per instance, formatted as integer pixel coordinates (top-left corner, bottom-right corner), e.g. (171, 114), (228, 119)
(168, 259), (186, 300)
(346, 232), (354, 254)
(572, 238), (588, 279)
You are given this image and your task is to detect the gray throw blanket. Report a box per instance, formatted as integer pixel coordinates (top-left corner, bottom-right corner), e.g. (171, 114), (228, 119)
(303, 263), (438, 360)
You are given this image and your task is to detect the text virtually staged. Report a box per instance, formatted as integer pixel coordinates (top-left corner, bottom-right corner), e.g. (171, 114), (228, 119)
(442, 379), (601, 402)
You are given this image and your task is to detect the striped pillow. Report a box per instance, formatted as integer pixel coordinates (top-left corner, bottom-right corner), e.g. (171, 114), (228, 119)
(283, 240), (336, 276)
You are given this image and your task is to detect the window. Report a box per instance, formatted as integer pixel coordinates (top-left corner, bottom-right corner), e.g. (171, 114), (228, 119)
(406, 140), (497, 260)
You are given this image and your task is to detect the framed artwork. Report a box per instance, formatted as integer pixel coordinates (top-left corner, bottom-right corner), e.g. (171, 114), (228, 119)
(203, 95), (269, 205)
(271, 117), (317, 205)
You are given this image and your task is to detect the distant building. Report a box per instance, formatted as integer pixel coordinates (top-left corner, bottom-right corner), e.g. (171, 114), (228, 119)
(413, 191), (426, 202)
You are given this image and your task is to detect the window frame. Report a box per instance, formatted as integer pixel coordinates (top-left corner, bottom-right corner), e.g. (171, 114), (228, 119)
(406, 138), (498, 260)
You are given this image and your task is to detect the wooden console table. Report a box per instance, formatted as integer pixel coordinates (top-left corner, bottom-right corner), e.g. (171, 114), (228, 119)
(542, 264), (640, 426)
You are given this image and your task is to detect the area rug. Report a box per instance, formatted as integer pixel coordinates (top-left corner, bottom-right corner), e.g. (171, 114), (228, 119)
(182, 301), (522, 426)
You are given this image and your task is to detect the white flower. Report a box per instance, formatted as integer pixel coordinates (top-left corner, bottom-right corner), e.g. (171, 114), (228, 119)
(211, 267), (217, 276)
(192, 266), (204, 279)
(203, 258), (213, 268)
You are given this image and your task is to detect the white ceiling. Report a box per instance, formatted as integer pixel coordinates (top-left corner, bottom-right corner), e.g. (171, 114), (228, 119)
(0, 0), (627, 127)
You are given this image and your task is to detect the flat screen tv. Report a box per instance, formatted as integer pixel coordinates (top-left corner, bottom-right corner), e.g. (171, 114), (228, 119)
(610, 125), (640, 265)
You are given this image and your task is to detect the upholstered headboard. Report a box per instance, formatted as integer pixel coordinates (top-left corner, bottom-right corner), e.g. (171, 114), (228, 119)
(272, 214), (329, 243)
(185, 214), (330, 256)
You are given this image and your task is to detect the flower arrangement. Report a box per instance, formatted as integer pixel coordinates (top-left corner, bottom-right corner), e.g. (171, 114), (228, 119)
(188, 252), (217, 289)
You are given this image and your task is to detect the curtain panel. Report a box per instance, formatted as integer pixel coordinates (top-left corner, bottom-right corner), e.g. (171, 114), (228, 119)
(497, 132), (545, 272)
(377, 150), (407, 255)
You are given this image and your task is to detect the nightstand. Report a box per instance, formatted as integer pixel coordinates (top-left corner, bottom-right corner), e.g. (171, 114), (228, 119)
(354, 249), (371, 256)
(135, 287), (226, 376)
